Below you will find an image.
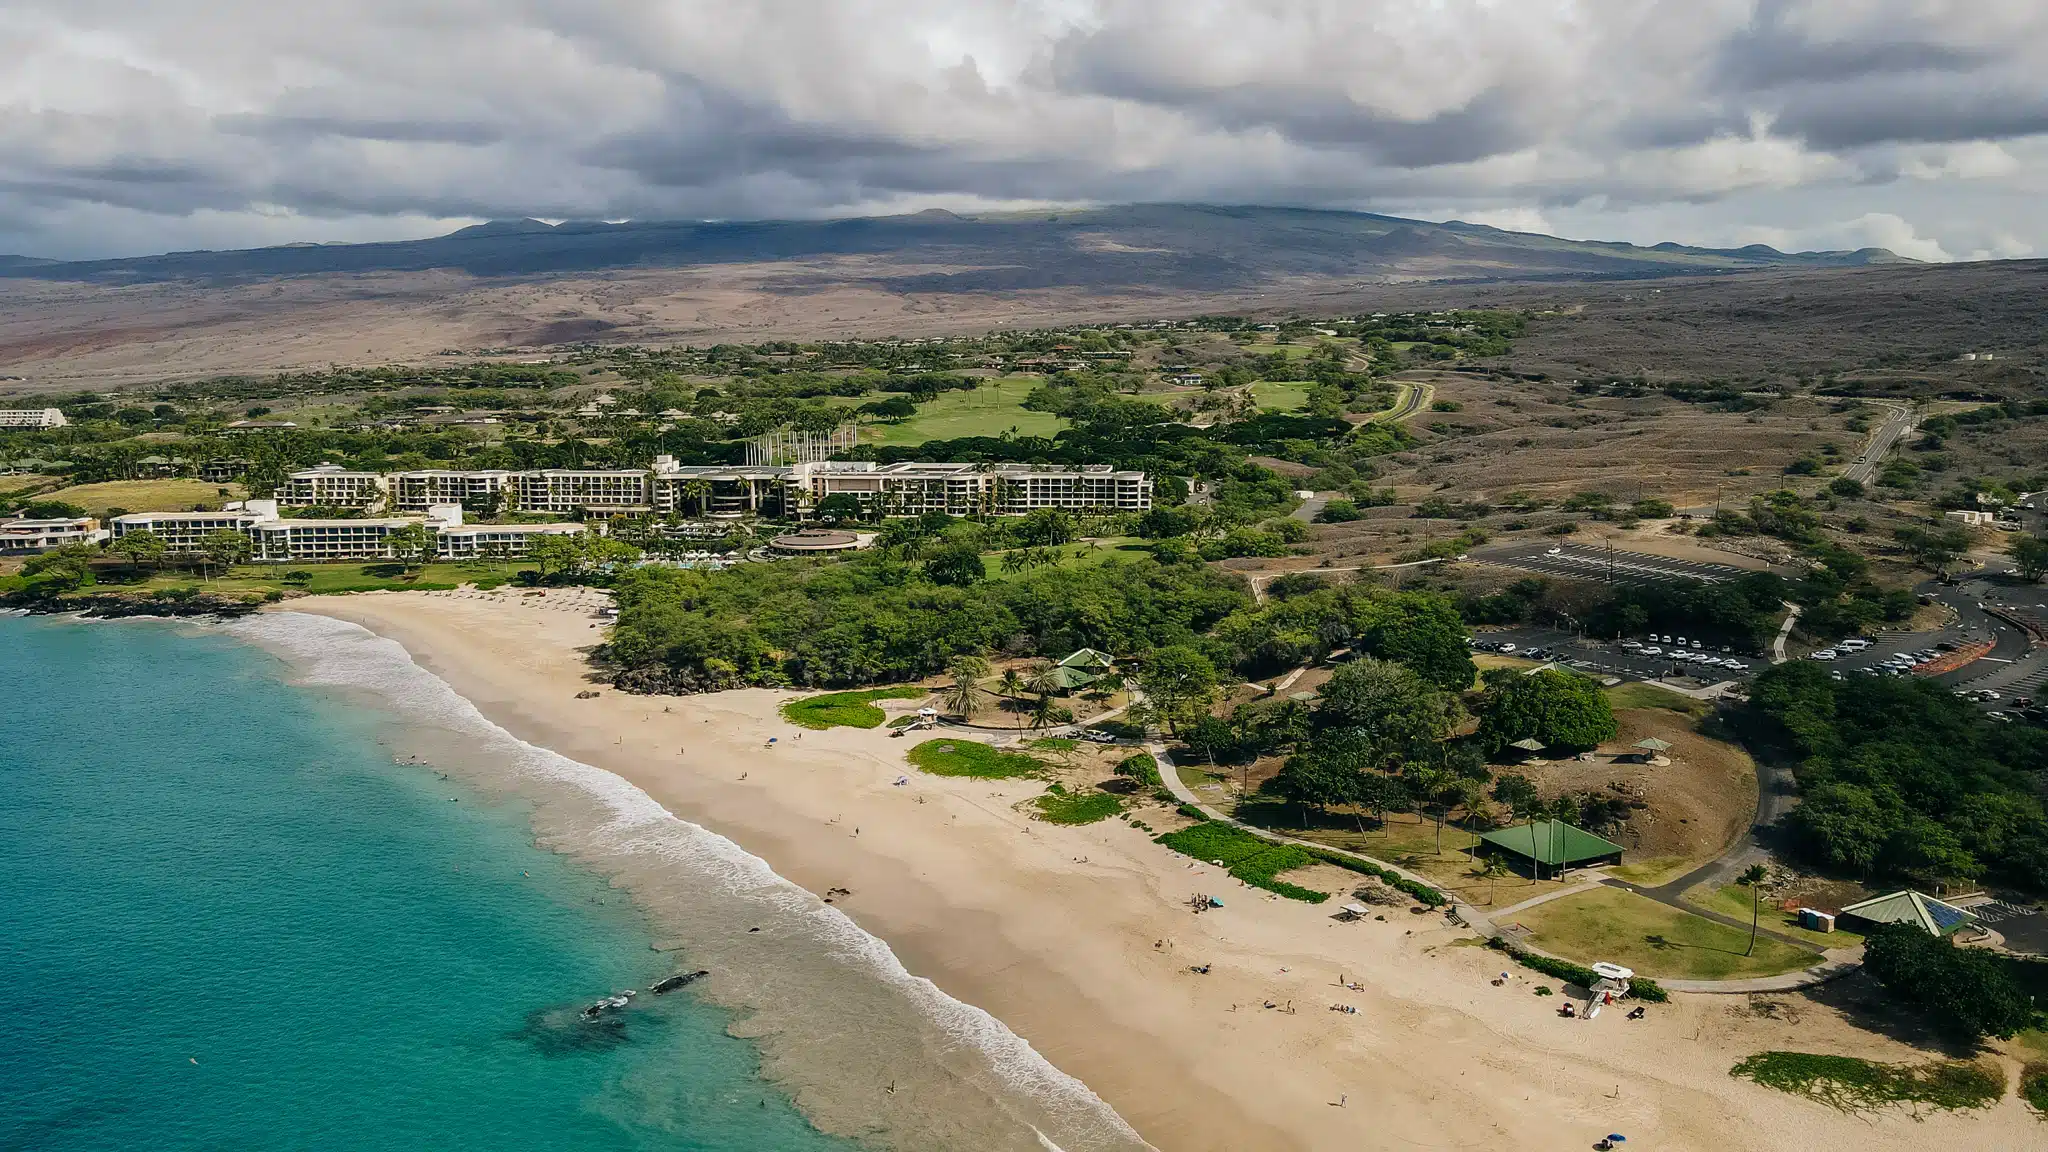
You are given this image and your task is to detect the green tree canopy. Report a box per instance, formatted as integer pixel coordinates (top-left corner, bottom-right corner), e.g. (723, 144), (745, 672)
(1474, 667), (1618, 753)
(1861, 923), (2041, 1043)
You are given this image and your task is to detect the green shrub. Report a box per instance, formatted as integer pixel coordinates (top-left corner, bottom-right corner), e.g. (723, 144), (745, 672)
(1730, 1051), (2004, 1114)
(1115, 752), (1162, 787)
(1154, 821), (1329, 903)
(1176, 803), (1207, 821)
(1033, 789), (1123, 825)
(2022, 1064), (2048, 1117)
(1486, 937), (1668, 1002)
(1299, 846), (1446, 907)
(782, 686), (929, 730)
(906, 738), (1043, 779)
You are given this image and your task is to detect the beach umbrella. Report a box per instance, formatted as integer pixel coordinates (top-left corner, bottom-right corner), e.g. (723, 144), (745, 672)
(1606, 1135), (1627, 1143)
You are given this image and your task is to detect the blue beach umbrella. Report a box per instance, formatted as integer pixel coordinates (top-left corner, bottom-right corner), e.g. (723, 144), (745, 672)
(1607, 1136), (1627, 1144)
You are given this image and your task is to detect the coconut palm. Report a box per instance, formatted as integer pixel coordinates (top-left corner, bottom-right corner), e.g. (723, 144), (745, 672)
(1025, 660), (1065, 699)
(1739, 864), (1769, 957)
(997, 668), (1025, 730)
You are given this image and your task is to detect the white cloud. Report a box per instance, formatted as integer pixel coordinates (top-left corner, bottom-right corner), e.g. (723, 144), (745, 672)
(3, 1), (2048, 259)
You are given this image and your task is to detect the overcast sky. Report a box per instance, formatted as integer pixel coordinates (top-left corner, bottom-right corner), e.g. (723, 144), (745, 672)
(5, 0), (2047, 261)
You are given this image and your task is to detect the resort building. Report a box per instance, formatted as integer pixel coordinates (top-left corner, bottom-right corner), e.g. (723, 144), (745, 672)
(0, 516), (103, 554)
(512, 469), (651, 515)
(280, 464), (388, 510)
(434, 522), (585, 561)
(391, 469), (514, 513)
(0, 408), (68, 429)
(109, 503), (281, 554)
(251, 518), (416, 562)
(651, 457), (791, 519)
(787, 461), (1152, 517)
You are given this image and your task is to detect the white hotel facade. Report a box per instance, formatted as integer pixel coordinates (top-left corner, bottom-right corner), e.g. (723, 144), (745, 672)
(274, 458), (1152, 523)
(111, 501), (584, 563)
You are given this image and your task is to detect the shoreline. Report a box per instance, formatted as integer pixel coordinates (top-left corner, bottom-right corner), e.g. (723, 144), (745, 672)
(277, 589), (2036, 1151)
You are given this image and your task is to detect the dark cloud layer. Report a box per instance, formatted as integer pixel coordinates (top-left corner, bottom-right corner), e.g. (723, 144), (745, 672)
(3, 0), (2046, 260)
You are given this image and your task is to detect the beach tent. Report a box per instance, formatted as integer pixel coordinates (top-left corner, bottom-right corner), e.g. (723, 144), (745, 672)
(1477, 820), (1625, 876)
(1837, 890), (1977, 937)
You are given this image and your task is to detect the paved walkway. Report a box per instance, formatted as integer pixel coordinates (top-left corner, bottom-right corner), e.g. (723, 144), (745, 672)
(1770, 602), (1801, 664)
(1145, 735), (1854, 994)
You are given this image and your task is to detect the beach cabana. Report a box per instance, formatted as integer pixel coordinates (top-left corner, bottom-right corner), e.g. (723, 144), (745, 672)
(1837, 890), (1977, 937)
(1632, 737), (1673, 765)
(1477, 819), (1625, 878)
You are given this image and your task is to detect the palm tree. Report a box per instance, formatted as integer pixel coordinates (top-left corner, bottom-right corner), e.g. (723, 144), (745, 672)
(942, 655), (989, 717)
(1739, 864), (1769, 957)
(1410, 765), (1455, 856)
(1028, 694), (1070, 733)
(1025, 660), (1065, 699)
(997, 668), (1025, 730)
(1476, 855), (1510, 906)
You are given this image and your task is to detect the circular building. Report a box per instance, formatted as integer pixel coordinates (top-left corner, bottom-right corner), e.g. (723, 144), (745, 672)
(769, 529), (862, 555)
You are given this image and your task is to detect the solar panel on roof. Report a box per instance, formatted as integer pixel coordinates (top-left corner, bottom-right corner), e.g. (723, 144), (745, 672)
(1926, 901), (1972, 932)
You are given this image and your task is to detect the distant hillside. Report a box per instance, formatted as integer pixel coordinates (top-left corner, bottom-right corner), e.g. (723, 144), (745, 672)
(0, 204), (1909, 289)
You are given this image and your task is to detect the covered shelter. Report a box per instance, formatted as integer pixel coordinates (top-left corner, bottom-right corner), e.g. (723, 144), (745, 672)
(1477, 820), (1625, 877)
(1050, 647), (1117, 691)
(1837, 891), (1977, 937)
(1632, 737), (1673, 765)
(1505, 737), (1548, 762)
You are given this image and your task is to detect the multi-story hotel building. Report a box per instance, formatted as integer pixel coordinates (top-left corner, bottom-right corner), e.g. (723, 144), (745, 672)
(109, 505), (281, 553)
(433, 522), (586, 560)
(0, 516), (103, 554)
(250, 518), (415, 562)
(279, 464), (388, 510)
(391, 469), (514, 513)
(785, 461), (1152, 517)
(511, 469), (651, 515)
(0, 408), (68, 429)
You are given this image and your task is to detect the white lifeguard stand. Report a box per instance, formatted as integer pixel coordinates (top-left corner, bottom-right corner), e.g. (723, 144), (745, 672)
(1589, 961), (1634, 999)
(915, 706), (940, 730)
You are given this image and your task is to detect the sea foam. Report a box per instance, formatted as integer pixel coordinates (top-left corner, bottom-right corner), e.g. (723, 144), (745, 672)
(227, 611), (1152, 1152)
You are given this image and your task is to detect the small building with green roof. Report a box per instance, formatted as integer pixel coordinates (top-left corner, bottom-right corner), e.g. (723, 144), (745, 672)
(1837, 890), (1977, 937)
(1477, 819), (1625, 876)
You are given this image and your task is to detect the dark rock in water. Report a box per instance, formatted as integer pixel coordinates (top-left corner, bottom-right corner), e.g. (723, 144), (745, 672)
(651, 970), (709, 994)
(507, 1005), (632, 1057)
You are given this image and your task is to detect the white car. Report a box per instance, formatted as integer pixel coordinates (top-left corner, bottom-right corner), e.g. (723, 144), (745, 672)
(1498, 643), (1517, 653)
(1639, 646), (1662, 656)
(1675, 636), (1688, 647)
(1546, 545), (1563, 555)
(1838, 639), (1871, 651)
(1621, 640), (1643, 650)
(1690, 639), (1704, 650)
(1812, 649), (1839, 661)
(1726, 661), (1749, 671)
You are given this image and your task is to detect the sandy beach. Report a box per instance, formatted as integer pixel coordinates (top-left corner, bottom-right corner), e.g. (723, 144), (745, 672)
(286, 589), (2042, 1152)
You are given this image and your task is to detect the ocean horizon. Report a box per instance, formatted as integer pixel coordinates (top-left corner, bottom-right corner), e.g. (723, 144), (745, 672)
(0, 612), (1147, 1152)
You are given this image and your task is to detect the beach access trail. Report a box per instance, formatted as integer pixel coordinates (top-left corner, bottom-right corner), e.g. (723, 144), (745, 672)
(282, 589), (2043, 1152)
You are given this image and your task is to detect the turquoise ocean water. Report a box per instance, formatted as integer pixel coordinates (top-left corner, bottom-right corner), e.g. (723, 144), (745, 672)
(0, 614), (852, 1152)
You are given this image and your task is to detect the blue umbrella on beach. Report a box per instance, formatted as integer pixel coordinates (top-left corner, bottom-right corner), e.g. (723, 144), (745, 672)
(1607, 1136), (1626, 1144)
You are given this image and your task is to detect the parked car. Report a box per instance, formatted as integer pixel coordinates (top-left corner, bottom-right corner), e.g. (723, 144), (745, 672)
(1812, 649), (1839, 661)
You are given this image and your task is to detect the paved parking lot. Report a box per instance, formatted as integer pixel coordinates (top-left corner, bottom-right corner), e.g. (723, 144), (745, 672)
(1474, 542), (1753, 586)
(1473, 625), (1760, 687)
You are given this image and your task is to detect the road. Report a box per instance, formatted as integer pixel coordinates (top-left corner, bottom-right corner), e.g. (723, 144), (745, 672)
(1839, 401), (1915, 485)
(1370, 381), (1432, 424)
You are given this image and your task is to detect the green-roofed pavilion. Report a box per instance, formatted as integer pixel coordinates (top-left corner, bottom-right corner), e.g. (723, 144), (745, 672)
(1837, 891), (1977, 937)
(1478, 820), (1625, 875)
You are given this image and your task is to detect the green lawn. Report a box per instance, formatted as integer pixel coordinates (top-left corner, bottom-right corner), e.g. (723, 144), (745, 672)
(46, 478), (247, 515)
(1516, 886), (1821, 980)
(1683, 882), (1863, 949)
(906, 738), (1044, 779)
(118, 562), (525, 596)
(1604, 681), (1712, 717)
(863, 376), (1067, 447)
(781, 686), (929, 730)
(1249, 381), (1311, 412)
(983, 537), (1149, 580)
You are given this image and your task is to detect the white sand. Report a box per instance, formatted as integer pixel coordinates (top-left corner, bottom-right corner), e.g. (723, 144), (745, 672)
(288, 589), (2041, 1151)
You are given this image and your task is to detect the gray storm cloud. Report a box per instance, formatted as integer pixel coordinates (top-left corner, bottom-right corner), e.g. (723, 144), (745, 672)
(2, 0), (2045, 259)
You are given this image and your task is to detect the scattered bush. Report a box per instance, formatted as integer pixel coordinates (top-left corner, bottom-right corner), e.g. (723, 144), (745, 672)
(1154, 821), (1329, 902)
(781, 686), (930, 729)
(1114, 752), (1162, 788)
(906, 739), (1043, 779)
(1730, 1051), (2005, 1115)
(1033, 787), (1123, 825)
(1486, 937), (1669, 1002)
